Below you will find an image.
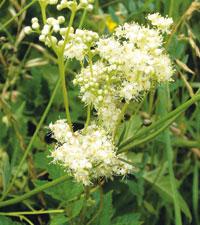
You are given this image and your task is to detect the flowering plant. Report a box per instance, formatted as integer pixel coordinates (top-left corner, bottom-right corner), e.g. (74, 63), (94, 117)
(24, 0), (174, 186)
(1, 1), (200, 224)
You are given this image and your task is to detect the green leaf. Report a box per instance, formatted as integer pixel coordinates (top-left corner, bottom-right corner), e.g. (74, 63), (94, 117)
(108, 6), (119, 23)
(34, 179), (83, 202)
(70, 198), (84, 218)
(34, 151), (83, 202)
(117, 115), (142, 145)
(0, 216), (24, 225)
(34, 151), (68, 179)
(0, 112), (8, 142)
(50, 199), (84, 225)
(31, 65), (58, 91)
(112, 213), (141, 225)
(68, 87), (86, 123)
(99, 191), (114, 225)
(0, 151), (11, 193)
(50, 214), (68, 225)
(34, 151), (49, 170)
(143, 170), (192, 221)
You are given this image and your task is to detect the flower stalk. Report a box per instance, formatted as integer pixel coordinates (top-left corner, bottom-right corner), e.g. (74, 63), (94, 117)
(58, 55), (73, 130)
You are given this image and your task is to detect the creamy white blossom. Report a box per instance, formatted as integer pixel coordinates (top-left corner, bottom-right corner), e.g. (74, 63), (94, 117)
(39, 0), (58, 5)
(25, 9), (174, 185)
(49, 120), (133, 185)
(64, 29), (99, 60)
(96, 96), (121, 132)
(31, 17), (40, 30)
(75, 16), (174, 107)
(57, 0), (94, 11)
(30, 17), (98, 56)
(24, 26), (32, 34)
(73, 15), (174, 133)
(147, 13), (173, 33)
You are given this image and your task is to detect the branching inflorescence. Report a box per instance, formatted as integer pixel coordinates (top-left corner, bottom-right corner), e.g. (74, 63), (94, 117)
(24, 0), (174, 185)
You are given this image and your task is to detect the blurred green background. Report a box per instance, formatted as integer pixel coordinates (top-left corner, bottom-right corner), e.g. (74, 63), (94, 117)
(0, 0), (200, 225)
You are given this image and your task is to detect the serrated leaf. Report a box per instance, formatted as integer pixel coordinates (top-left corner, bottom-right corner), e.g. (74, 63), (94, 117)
(34, 152), (49, 170)
(50, 214), (68, 225)
(0, 152), (11, 193)
(143, 171), (192, 221)
(69, 198), (84, 219)
(34, 151), (68, 179)
(112, 213), (141, 225)
(31, 65), (58, 90)
(68, 87), (86, 122)
(34, 179), (83, 202)
(0, 112), (8, 141)
(0, 216), (24, 225)
(99, 191), (114, 225)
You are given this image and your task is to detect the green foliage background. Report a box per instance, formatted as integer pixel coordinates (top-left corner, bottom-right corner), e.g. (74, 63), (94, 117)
(0, 0), (200, 225)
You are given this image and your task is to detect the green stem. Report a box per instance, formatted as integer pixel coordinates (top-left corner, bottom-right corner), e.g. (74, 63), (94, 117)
(166, 1), (194, 47)
(113, 102), (129, 139)
(79, 9), (87, 29)
(118, 93), (200, 150)
(0, 0), (6, 8)
(84, 104), (91, 130)
(0, 175), (69, 208)
(149, 89), (155, 115)
(88, 50), (94, 76)
(58, 56), (73, 130)
(169, 0), (174, 17)
(193, 157), (200, 225)
(80, 186), (90, 224)
(166, 131), (182, 225)
(83, 51), (94, 131)
(39, 2), (47, 24)
(158, 85), (182, 225)
(0, 0), (37, 31)
(0, 209), (64, 216)
(118, 112), (181, 153)
(20, 215), (34, 225)
(86, 186), (103, 225)
(62, 8), (76, 52)
(173, 139), (200, 148)
(0, 78), (61, 201)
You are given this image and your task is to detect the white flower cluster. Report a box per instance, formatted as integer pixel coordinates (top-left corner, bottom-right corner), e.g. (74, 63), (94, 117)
(24, 17), (40, 34)
(25, 15), (98, 59)
(64, 29), (99, 60)
(57, 0), (94, 11)
(73, 14), (174, 131)
(25, 10), (174, 185)
(38, 16), (66, 47)
(25, 15), (98, 56)
(24, 0), (95, 41)
(73, 61), (123, 131)
(49, 120), (133, 185)
(39, 0), (58, 6)
(147, 13), (173, 33)
(96, 96), (122, 132)
(38, 0), (93, 10)
(74, 62), (117, 105)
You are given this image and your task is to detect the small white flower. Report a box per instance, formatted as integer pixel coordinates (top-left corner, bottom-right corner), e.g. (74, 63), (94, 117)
(31, 17), (38, 23)
(32, 22), (40, 30)
(24, 26), (32, 34)
(39, 34), (46, 42)
(41, 24), (51, 35)
(49, 0), (58, 4)
(57, 16), (65, 24)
